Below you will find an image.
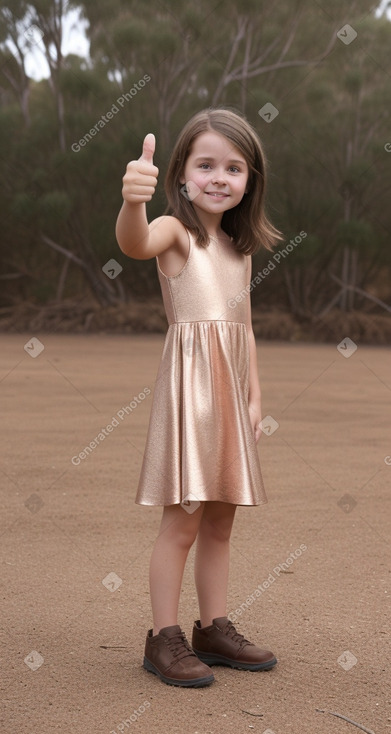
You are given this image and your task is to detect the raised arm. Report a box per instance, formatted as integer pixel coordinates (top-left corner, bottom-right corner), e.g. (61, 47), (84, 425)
(115, 133), (182, 259)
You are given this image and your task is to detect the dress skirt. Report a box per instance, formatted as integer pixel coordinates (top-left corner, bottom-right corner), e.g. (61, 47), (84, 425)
(135, 320), (268, 506)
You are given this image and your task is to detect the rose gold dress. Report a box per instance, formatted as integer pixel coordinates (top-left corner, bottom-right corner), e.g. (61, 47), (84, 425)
(135, 228), (268, 506)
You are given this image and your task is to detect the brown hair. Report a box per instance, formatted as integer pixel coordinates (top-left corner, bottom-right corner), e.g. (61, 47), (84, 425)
(164, 107), (284, 255)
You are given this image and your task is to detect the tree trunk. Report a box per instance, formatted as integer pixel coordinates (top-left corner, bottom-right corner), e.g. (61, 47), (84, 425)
(56, 258), (70, 302)
(348, 248), (358, 310)
(34, 1), (67, 152)
(339, 246), (349, 311)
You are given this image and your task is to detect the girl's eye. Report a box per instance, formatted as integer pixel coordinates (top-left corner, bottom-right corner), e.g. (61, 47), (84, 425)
(198, 163), (241, 173)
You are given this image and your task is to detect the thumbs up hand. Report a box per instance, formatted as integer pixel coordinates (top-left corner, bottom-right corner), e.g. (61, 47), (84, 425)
(122, 133), (159, 204)
(139, 132), (155, 164)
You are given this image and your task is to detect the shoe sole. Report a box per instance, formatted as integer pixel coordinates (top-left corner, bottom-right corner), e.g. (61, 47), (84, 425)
(143, 656), (215, 687)
(192, 649), (278, 671)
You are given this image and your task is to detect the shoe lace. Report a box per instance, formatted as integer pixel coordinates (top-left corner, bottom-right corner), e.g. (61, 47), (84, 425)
(165, 631), (195, 661)
(222, 620), (251, 650)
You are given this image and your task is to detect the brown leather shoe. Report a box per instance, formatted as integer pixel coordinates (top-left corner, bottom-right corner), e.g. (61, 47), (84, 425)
(192, 617), (277, 671)
(143, 625), (215, 687)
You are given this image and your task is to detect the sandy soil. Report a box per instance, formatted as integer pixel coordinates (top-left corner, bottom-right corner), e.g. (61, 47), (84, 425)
(1, 333), (390, 734)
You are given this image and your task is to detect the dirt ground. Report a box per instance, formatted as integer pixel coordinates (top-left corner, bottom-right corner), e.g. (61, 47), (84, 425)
(1, 333), (390, 734)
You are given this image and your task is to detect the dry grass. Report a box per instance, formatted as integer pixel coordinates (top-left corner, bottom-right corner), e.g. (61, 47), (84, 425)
(0, 299), (390, 344)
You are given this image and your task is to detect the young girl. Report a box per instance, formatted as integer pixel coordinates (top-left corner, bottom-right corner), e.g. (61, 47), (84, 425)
(116, 107), (283, 688)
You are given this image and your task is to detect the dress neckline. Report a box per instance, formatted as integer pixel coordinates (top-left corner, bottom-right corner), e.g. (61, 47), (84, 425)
(208, 233), (233, 246)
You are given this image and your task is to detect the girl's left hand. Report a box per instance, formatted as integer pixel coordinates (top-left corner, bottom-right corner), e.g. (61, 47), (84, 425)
(248, 400), (262, 444)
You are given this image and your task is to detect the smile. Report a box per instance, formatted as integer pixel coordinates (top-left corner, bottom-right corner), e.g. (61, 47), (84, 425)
(205, 192), (230, 198)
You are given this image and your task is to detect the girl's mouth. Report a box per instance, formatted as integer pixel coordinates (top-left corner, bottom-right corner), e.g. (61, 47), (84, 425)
(206, 192), (230, 198)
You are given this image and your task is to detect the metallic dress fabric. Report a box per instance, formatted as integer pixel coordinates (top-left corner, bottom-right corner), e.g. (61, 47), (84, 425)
(135, 228), (268, 506)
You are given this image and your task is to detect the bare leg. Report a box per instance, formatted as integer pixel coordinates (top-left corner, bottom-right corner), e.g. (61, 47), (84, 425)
(149, 502), (204, 636)
(194, 502), (237, 628)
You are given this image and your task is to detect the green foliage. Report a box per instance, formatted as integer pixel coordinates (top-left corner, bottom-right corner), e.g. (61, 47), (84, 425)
(0, 0), (390, 314)
(335, 219), (374, 252)
(39, 191), (72, 223)
(12, 192), (37, 221)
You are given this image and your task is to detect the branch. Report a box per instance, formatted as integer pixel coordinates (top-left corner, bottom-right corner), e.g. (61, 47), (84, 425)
(212, 15), (248, 105)
(359, 110), (388, 156)
(230, 57), (322, 82)
(316, 709), (375, 734)
(229, 26), (337, 84)
(229, 3), (298, 80)
(230, 17), (283, 78)
(0, 272), (26, 280)
(1, 62), (20, 92)
(329, 273), (391, 313)
(41, 232), (119, 305)
(316, 287), (344, 319)
(274, 6), (303, 65)
(41, 233), (87, 268)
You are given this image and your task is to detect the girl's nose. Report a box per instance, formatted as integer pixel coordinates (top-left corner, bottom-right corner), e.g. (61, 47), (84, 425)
(211, 171), (226, 185)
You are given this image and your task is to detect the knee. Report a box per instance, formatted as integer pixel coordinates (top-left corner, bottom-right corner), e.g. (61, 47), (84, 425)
(162, 522), (198, 551)
(199, 517), (233, 543)
(176, 527), (198, 550)
(158, 505), (202, 551)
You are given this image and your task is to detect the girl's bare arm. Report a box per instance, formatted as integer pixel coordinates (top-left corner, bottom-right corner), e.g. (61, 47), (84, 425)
(245, 256), (263, 443)
(115, 133), (184, 260)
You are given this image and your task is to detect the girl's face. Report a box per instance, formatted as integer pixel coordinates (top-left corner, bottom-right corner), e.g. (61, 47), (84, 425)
(180, 131), (249, 220)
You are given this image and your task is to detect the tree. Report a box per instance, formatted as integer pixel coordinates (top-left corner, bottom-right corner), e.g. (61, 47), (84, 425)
(0, 1), (33, 125)
(0, 0), (390, 321)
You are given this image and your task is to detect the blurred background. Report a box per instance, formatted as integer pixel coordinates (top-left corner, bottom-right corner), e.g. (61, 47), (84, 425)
(1, 0), (391, 342)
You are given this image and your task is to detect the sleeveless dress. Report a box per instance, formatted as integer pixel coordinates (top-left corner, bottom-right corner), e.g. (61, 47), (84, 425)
(135, 227), (268, 506)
